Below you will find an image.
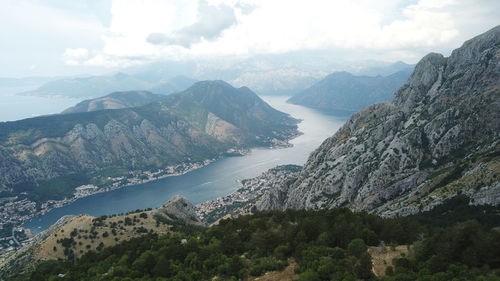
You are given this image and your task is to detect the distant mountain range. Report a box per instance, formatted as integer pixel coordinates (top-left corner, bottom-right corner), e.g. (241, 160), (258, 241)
(230, 68), (321, 96)
(288, 69), (412, 111)
(258, 25), (500, 216)
(148, 76), (198, 95)
(13, 58), (414, 98)
(62, 91), (165, 114)
(355, 61), (414, 76)
(0, 81), (298, 202)
(21, 73), (196, 98)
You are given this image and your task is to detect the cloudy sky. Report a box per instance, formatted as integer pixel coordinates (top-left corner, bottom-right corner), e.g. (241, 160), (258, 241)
(1, 0), (498, 77)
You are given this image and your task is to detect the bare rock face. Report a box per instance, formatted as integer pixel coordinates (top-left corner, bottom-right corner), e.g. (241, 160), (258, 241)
(153, 196), (204, 226)
(258, 26), (500, 216)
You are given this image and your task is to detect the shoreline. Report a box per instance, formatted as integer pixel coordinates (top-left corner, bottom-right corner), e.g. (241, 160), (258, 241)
(195, 164), (302, 223)
(0, 157), (225, 257)
(16, 139), (296, 232)
(22, 157), (223, 232)
(0, 125), (302, 254)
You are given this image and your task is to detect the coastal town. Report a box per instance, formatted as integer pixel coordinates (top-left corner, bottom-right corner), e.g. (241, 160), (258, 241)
(0, 144), (284, 256)
(0, 158), (220, 255)
(196, 164), (302, 223)
(0, 162), (302, 256)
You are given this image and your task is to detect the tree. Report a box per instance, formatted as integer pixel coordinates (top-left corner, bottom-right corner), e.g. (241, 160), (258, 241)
(297, 269), (321, 281)
(227, 255), (245, 278)
(355, 252), (373, 279)
(347, 238), (367, 258)
(133, 250), (156, 275)
(152, 255), (171, 277)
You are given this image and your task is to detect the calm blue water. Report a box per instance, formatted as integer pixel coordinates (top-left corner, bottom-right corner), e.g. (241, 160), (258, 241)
(0, 86), (82, 122)
(24, 96), (350, 233)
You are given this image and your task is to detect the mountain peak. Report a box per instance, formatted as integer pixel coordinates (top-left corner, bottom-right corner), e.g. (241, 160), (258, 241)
(452, 25), (500, 61)
(289, 70), (411, 111)
(394, 52), (446, 111)
(153, 196), (204, 226)
(258, 26), (500, 216)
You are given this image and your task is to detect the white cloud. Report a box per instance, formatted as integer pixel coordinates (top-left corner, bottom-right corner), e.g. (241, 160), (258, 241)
(64, 0), (499, 67)
(147, 0), (238, 47)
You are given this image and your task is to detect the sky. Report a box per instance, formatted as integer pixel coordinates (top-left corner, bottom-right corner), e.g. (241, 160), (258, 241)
(1, 0), (499, 78)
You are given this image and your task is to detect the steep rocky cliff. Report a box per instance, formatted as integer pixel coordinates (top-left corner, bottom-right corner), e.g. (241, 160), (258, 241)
(258, 26), (500, 216)
(0, 81), (298, 201)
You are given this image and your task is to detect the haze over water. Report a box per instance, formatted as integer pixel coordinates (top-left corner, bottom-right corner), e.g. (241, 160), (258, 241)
(0, 86), (81, 122)
(25, 96), (349, 233)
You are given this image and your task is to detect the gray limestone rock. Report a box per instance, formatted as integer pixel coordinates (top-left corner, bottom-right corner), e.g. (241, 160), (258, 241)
(153, 196), (205, 226)
(257, 26), (500, 216)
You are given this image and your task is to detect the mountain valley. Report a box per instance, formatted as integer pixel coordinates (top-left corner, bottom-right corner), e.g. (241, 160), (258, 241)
(1, 4), (499, 279)
(0, 81), (299, 244)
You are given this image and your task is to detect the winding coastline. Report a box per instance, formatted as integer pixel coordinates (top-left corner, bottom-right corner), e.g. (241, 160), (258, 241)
(19, 96), (347, 235)
(15, 145), (289, 234)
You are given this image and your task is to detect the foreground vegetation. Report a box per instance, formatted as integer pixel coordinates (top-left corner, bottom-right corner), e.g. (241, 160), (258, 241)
(9, 196), (500, 281)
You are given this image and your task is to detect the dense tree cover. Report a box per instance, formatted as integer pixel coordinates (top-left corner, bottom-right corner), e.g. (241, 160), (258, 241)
(380, 219), (500, 281)
(407, 195), (500, 229)
(9, 203), (500, 281)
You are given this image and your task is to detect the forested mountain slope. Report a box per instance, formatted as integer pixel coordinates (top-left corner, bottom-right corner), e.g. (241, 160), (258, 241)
(0, 81), (298, 202)
(7, 199), (500, 280)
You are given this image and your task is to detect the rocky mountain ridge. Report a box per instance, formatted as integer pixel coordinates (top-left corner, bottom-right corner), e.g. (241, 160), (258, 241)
(257, 25), (500, 216)
(0, 81), (298, 202)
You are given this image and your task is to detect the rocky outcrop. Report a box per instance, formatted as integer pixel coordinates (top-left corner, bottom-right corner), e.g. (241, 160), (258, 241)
(153, 196), (204, 226)
(258, 26), (500, 216)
